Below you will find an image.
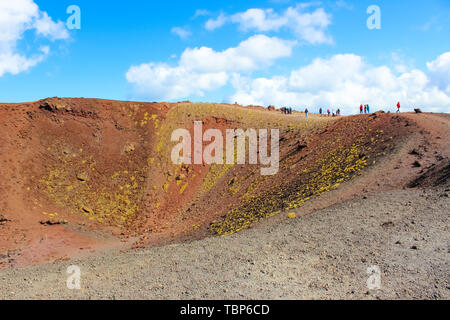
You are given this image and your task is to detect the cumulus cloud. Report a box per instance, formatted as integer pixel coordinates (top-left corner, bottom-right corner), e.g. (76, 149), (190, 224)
(180, 35), (296, 73)
(34, 11), (68, 40)
(0, 0), (69, 77)
(126, 63), (228, 101)
(427, 52), (450, 93)
(230, 53), (450, 113)
(205, 13), (228, 31)
(171, 27), (192, 39)
(206, 5), (333, 44)
(126, 35), (296, 100)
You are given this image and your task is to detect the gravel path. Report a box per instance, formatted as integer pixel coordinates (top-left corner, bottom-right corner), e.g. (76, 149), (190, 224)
(1, 188), (448, 300)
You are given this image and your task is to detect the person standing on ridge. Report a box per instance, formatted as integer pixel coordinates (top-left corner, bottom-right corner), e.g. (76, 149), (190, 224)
(305, 108), (309, 119)
(367, 104), (370, 113)
(327, 109), (331, 116)
(397, 102), (401, 113)
(319, 107), (322, 115)
(360, 104), (363, 114)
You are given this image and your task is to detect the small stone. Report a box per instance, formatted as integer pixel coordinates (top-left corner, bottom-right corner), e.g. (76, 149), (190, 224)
(76, 172), (89, 182)
(123, 143), (135, 153)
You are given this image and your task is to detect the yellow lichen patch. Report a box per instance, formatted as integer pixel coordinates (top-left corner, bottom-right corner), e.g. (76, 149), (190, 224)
(202, 163), (234, 192)
(179, 182), (188, 194)
(37, 139), (150, 227)
(111, 172), (120, 179)
(228, 177), (242, 195)
(209, 133), (381, 236)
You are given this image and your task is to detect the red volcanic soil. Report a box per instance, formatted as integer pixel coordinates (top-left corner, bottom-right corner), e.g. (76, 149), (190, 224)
(0, 98), (448, 268)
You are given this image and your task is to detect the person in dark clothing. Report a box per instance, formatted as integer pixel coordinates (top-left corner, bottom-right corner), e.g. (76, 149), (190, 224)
(319, 107), (322, 115)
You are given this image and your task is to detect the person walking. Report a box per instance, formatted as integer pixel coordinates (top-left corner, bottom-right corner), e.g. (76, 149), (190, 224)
(367, 104), (370, 113)
(327, 109), (331, 116)
(319, 107), (322, 115)
(305, 108), (309, 119)
(396, 102), (401, 113)
(360, 104), (363, 114)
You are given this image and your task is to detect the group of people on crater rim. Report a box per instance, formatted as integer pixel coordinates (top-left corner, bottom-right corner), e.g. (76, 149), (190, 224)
(281, 107), (293, 114)
(280, 106), (342, 117)
(318, 107), (341, 117)
(360, 102), (402, 114)
(360, 104), (371, 114)
(278, 101), (402, 118)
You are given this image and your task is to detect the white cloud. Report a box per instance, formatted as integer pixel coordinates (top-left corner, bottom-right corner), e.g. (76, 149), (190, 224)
(194, 9), (210, 18)
(126, 63), (228, 101)
(0, 0), (69, 77)
(205, 13), (228, 31)
(0, 46), (49, 76)
(230, 53), (450, 113)
(126, 35), (296, 100)
(171, 27), (192, 39)
(207, 5), (333, 44)
(427, 52), (450, 93)
(231, 9), (287, 32)
(335, 0), (354, 10)
(34, 12), (69, 40)
(180, 35), (296, 73)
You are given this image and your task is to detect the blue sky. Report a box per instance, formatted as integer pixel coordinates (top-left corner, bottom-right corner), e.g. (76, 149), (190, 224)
(1, 0), (449, 113)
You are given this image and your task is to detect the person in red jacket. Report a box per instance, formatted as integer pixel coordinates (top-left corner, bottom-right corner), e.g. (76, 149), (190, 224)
(396, 102), (401, 113)
(360, 104), (363, 114)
